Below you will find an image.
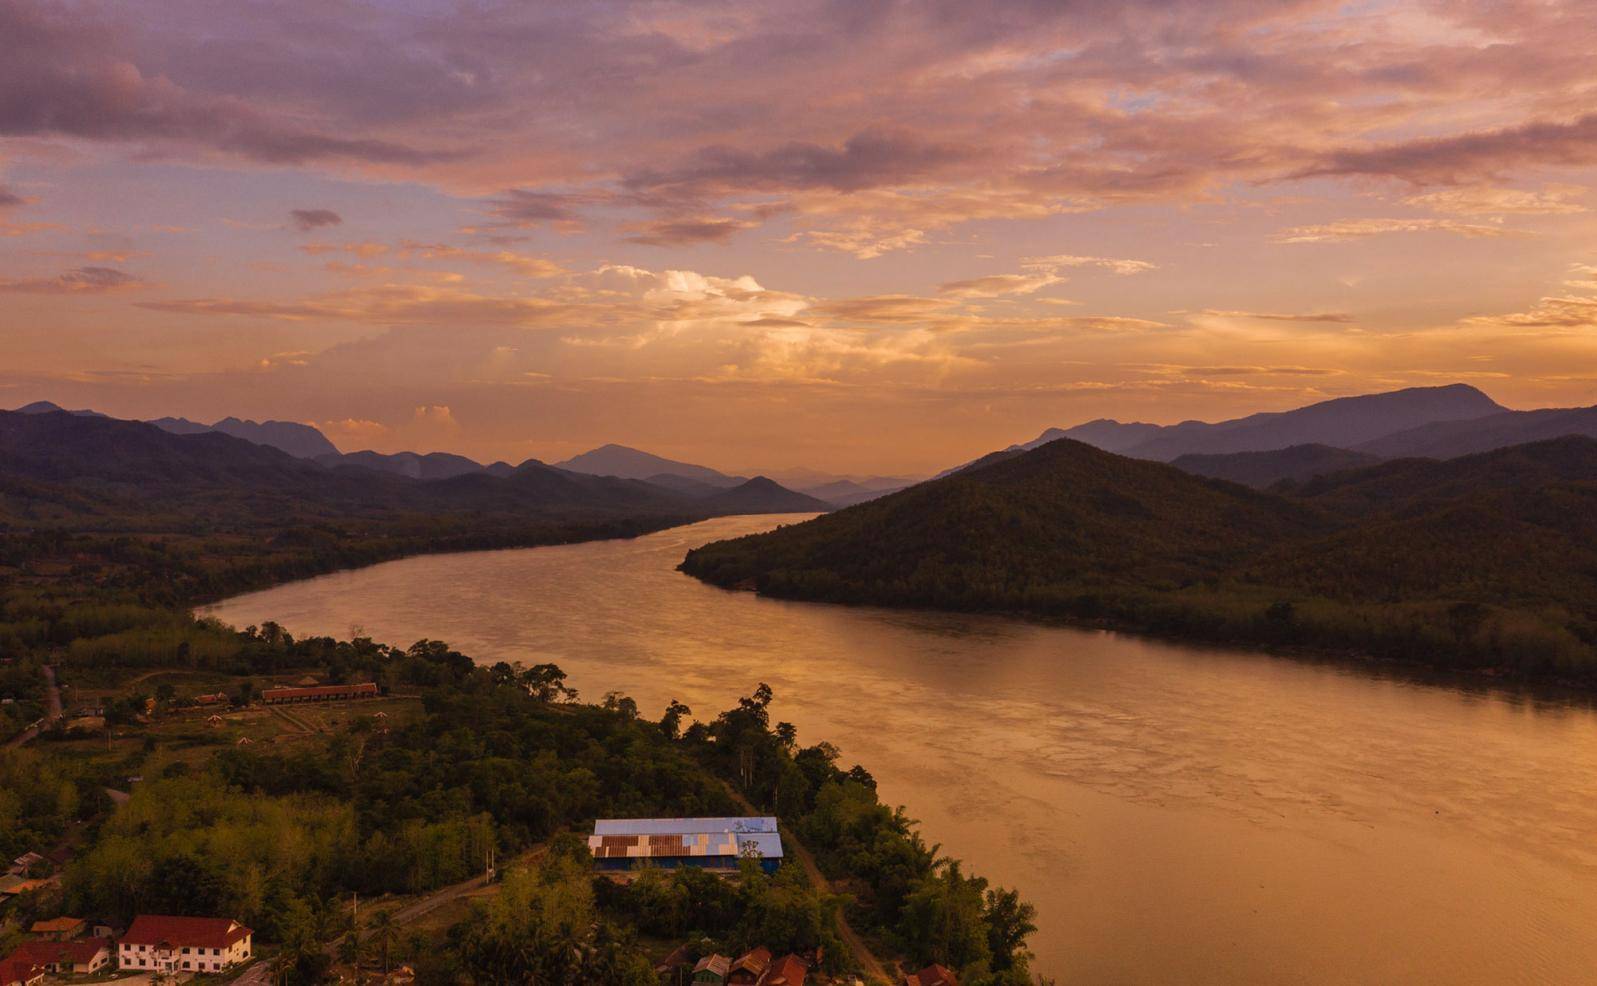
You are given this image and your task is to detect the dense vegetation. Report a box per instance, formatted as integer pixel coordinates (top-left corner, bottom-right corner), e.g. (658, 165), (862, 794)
(682, 435), (1597, 682)
(3, 618), (1039, 983)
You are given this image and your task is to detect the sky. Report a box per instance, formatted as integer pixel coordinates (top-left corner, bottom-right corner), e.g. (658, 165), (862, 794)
(2, 0), (1596, 475)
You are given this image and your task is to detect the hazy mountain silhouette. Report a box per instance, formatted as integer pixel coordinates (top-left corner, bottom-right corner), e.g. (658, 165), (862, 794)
(799, 478), (907, 506)
(1170, 444), (1383, 489)
(1060, 384), (1505, 461)
(0, 411), (824, 523)
(319, 449), (488, 480)
(1357, 405), (1597, 459)
(14, 400), (108, 418)
(696, 476), (832, 513)
(556, 443), (746, 487)
(150, 415), (340, 459)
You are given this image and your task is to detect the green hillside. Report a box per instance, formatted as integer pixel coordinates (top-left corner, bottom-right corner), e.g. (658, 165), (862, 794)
(682, 437), (1597, 680)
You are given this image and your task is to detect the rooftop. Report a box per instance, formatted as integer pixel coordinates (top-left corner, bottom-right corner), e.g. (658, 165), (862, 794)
(122, 915), (252, 949)
(589, 817), (784, 861)
(28, 918), (84, 933)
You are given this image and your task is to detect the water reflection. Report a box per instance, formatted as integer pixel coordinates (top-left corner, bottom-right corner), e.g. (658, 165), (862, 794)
(206, 515), (1597, 984)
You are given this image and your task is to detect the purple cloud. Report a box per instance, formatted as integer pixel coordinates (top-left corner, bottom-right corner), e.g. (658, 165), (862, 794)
(290, 209), (342, 231)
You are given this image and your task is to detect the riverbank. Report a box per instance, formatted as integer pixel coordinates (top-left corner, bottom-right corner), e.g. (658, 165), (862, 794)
(202, 514), (1597, 983)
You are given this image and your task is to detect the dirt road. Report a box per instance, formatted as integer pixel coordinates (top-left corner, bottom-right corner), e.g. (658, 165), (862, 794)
(5, 665), (62, 748)
(721, 783), (895, 985)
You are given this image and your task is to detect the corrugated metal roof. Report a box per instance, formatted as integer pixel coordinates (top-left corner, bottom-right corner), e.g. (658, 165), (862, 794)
(593, 816), (777, 835)
(589, 817), (784, 860)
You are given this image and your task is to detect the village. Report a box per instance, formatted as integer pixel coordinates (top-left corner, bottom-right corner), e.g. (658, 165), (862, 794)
(4, 671), (970, 986)
(4, 811), (958, 986)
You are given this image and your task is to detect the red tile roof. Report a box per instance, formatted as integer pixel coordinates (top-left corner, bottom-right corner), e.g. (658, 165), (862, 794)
(28, 917), (84, 934)
(7, 939), (109, 967)
(762, 954), (809, 985)
(732, 945), (772, 974)
(122, 915), (252, 949)
(906, 964), (959, 986)
(0, 957), (42, 986)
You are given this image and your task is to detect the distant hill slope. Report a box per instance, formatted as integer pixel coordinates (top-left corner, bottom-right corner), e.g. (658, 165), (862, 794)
(556, 443), (745, 487)
(1253, 441), (1597, 617)
(1035, 384), (1505, 462)
(14, 400), (108, 418)
(150, 415), (340, 459)
(683, 438), (1322, 598)
(696, 477), (832, 514)
(1171, 444), (1383, 489)
(1031, 419), (1161, 454)
(798, 479), (907, 506)
(1356, 405), (1597, 459)
(1292, 436), (1597, 517)
(682, 434), (1597, 681)
(319, 449), (488, 480)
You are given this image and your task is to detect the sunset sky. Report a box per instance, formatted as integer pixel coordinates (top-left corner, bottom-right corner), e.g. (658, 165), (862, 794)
(3, 0), (1596, 474)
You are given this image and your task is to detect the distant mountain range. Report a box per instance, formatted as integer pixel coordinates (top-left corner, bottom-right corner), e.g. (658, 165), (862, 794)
(682, 432), (1597, 683)
(1039, 384), (1507, 461)
(150, 414), (341, 459)
(556, 443), (748, 487)
(9, 404), (834, 511)
(960, 383), (1597, 491)
(0, 410), (829, 528)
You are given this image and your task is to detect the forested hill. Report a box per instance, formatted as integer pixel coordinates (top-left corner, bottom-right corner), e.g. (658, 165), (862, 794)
(681, 436), (1597, 681)
(0, 410), (813, 607)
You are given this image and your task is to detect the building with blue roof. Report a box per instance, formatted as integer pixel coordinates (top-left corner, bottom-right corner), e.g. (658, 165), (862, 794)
(589, 816), (784, 874)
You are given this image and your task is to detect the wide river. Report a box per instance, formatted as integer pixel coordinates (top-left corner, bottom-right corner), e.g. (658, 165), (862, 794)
(206, 515), (1597, 984)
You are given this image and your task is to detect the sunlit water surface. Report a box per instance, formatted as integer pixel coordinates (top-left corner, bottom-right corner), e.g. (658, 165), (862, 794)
(206, 515), (1597, 984)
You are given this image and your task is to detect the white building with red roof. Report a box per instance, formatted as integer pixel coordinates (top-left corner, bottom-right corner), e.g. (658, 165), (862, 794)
(118, 915), (252, 974)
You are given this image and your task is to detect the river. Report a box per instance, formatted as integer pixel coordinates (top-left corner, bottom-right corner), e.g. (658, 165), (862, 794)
(205, 514), (1597, 984)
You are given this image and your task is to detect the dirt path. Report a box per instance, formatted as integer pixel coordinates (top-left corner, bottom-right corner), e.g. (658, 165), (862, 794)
(721, 783), (895, 985)
(267, 704), (317, 733)
(383, 845), (544, 927)
(5, 665), (63, 749)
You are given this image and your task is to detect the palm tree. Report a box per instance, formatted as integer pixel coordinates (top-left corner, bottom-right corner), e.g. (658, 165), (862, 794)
(370, 909), (397, 974)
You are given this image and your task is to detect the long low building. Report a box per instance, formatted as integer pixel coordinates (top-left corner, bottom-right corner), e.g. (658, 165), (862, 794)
(261, 682), (379, 704)
(589, 816), (784, 874)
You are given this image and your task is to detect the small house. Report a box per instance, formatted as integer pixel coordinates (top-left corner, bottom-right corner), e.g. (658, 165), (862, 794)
(764, 955), (809, 986)
(5, 939), (112, 975)
(28, 917), (85, 941)
(727, 946), (771, 984)
(905, 964), (959, 986)
(0, 957), (44, 986)
(6, 853), (44, 877)
(692, 954), (730, 984)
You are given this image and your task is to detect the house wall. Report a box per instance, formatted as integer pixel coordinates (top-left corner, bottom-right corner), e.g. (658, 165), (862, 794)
(593, 855), (781, 874)
(118, 935), (250, 973)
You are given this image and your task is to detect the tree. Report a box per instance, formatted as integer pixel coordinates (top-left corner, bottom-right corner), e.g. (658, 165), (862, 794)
(660, 699), (691, 740)
(520, 663), (575, 702)
(369, 909), (397, 974)
(898, 860), (992, 972)
(983, 886), (1037, 972)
